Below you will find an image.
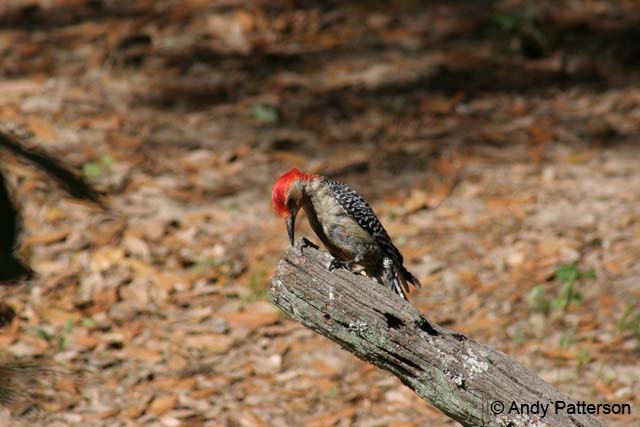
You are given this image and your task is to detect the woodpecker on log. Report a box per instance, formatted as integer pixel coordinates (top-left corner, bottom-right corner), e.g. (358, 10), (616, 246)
(272, 168), (421, 300)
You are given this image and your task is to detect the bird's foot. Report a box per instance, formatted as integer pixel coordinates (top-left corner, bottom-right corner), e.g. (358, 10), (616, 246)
(328, 258), (352, 272)
(300, 237), (319, 255)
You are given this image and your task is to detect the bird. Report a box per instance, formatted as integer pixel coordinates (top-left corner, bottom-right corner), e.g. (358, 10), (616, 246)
(271, 167), (421, 300)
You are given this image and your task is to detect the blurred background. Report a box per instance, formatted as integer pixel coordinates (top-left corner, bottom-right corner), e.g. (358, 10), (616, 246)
(0, 0), (639, 426)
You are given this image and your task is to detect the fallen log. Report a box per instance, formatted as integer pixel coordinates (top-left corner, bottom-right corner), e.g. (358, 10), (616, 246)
(268, 239), (606, 427)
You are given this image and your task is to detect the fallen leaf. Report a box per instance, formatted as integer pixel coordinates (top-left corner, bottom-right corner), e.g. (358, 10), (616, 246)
(124, 347), (163, 363)
(147, 394), (177, 416)
(217, 311), (280, 331)
(22, 229), (71, 247)
(184, 334), (234, 354)
(28, 119), (57, 143)
(38, 307), (82, 326)
(305, 407), (356, 427)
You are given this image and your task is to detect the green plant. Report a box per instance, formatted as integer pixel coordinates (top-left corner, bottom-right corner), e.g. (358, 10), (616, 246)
(575, 348), (589, 377)
(251, 104), (279, 124)
(528, 264), (594, 316)
(551, 280), (581, 312)
(512, 329), (526, 346)
(527, 285), (550, 314)
(80, 317), (97, 328)
(83, 154), (114, 180)
(38, 319), (74, 350)
(246, 265), (268, 302)
(324, 385), (339, 398)
(551, 264), (595, 312)
(617, 302), (640, 338)
(191, 256), (218, 273)
(493, 7), (548, 58)
(558, 329), (575, 349)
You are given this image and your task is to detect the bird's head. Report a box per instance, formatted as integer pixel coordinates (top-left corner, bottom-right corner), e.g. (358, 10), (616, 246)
(272, 167), (319, 245)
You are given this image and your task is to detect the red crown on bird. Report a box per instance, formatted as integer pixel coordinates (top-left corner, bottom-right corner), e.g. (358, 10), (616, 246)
(272, 168), (319, 217)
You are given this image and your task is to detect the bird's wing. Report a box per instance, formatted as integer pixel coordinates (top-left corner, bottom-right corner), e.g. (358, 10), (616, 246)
(323, 179), (404, 265)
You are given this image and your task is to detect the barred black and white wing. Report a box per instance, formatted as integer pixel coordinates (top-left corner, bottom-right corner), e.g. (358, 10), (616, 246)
(323, 180), (401, 261)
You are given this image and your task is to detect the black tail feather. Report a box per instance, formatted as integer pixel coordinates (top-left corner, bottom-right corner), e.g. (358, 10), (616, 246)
(402, 267), (422, 289)
(0, 132), (103, 204)
(380, 257), (420, 301)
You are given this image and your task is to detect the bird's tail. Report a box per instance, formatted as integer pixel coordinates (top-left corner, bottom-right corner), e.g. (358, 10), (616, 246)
(380, 257), (421, 301)
(0, 131), (103, 204)
(0, 131), (103, 283)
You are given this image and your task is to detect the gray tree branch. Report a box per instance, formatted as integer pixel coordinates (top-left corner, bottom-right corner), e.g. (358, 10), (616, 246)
(268, 239), (606, 427)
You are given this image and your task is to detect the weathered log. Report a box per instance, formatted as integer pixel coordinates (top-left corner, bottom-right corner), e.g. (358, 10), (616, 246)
(268, 240), (606, 427)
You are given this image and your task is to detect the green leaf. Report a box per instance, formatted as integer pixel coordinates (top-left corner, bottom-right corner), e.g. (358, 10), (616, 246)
(251, 104), (279, 124)
(551, 281), (582, 312)
(101, 154), (113, 168)
(555, 264), (580, 282)
(527, 285), (550, 315)
(60, 336), (73, 350)
(558, 332), (574, 349)
(494, 13), (517, 31)
(83, 162), (102, 179)
(37, 329), (53, 342)
(576, 349), (589, 375)
(81, 318), (97, 328)
(618, 302), (640, 338)
(64, 319), (74, 333)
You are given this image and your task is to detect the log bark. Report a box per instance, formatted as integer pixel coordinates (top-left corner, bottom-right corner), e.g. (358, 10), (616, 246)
(268, 240), (607, 427)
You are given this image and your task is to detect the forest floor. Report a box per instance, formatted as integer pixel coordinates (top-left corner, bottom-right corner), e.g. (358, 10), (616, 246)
(0, 1), (639, 426)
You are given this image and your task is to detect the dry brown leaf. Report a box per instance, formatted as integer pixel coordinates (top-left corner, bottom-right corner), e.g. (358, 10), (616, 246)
(71, 333), (99, 350)
(0, 316), (20, 347)
(217, 311), (280, 332)
(55, 377), (77, 394)
(529, 127), (553, 145)
(189, 387), (221, 399)
(305, 407), (356, 427)
(123, 258), (180, 292)
(184, 334), (234, 354)
(153, 377), (185, 391)
(90, 219), (126, 246)
(22, 228), (71, 247)
(147, 394), (177, 416)
(314, 378), (339, 393)
(232, 411), (267, 427)
(0, 79), (43, 99)
(38, 307), (82, 326)
(46, 207), (67, 222)
(28, 118), (58, 143)
(420, 94), (462, 115)
(166, 353), (188, 371)
(593, 381), (615, 396)
(538, 347), (577, 360)
(124, 347), (163, 363)
(604, 254), (636, 274)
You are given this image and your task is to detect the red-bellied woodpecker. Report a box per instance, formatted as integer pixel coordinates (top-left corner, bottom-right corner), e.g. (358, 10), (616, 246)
(272, 167), (421, 300)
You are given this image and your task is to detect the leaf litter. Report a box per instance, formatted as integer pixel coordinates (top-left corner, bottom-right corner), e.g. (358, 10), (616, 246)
(0, 1), (639, 426)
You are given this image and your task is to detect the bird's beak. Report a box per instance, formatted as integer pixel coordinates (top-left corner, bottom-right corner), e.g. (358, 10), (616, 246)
(285, 210), (296, 245)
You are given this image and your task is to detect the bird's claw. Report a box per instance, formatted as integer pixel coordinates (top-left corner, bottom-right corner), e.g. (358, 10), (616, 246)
(300, 237), (319, 255)
(328, 258), (350, 272)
